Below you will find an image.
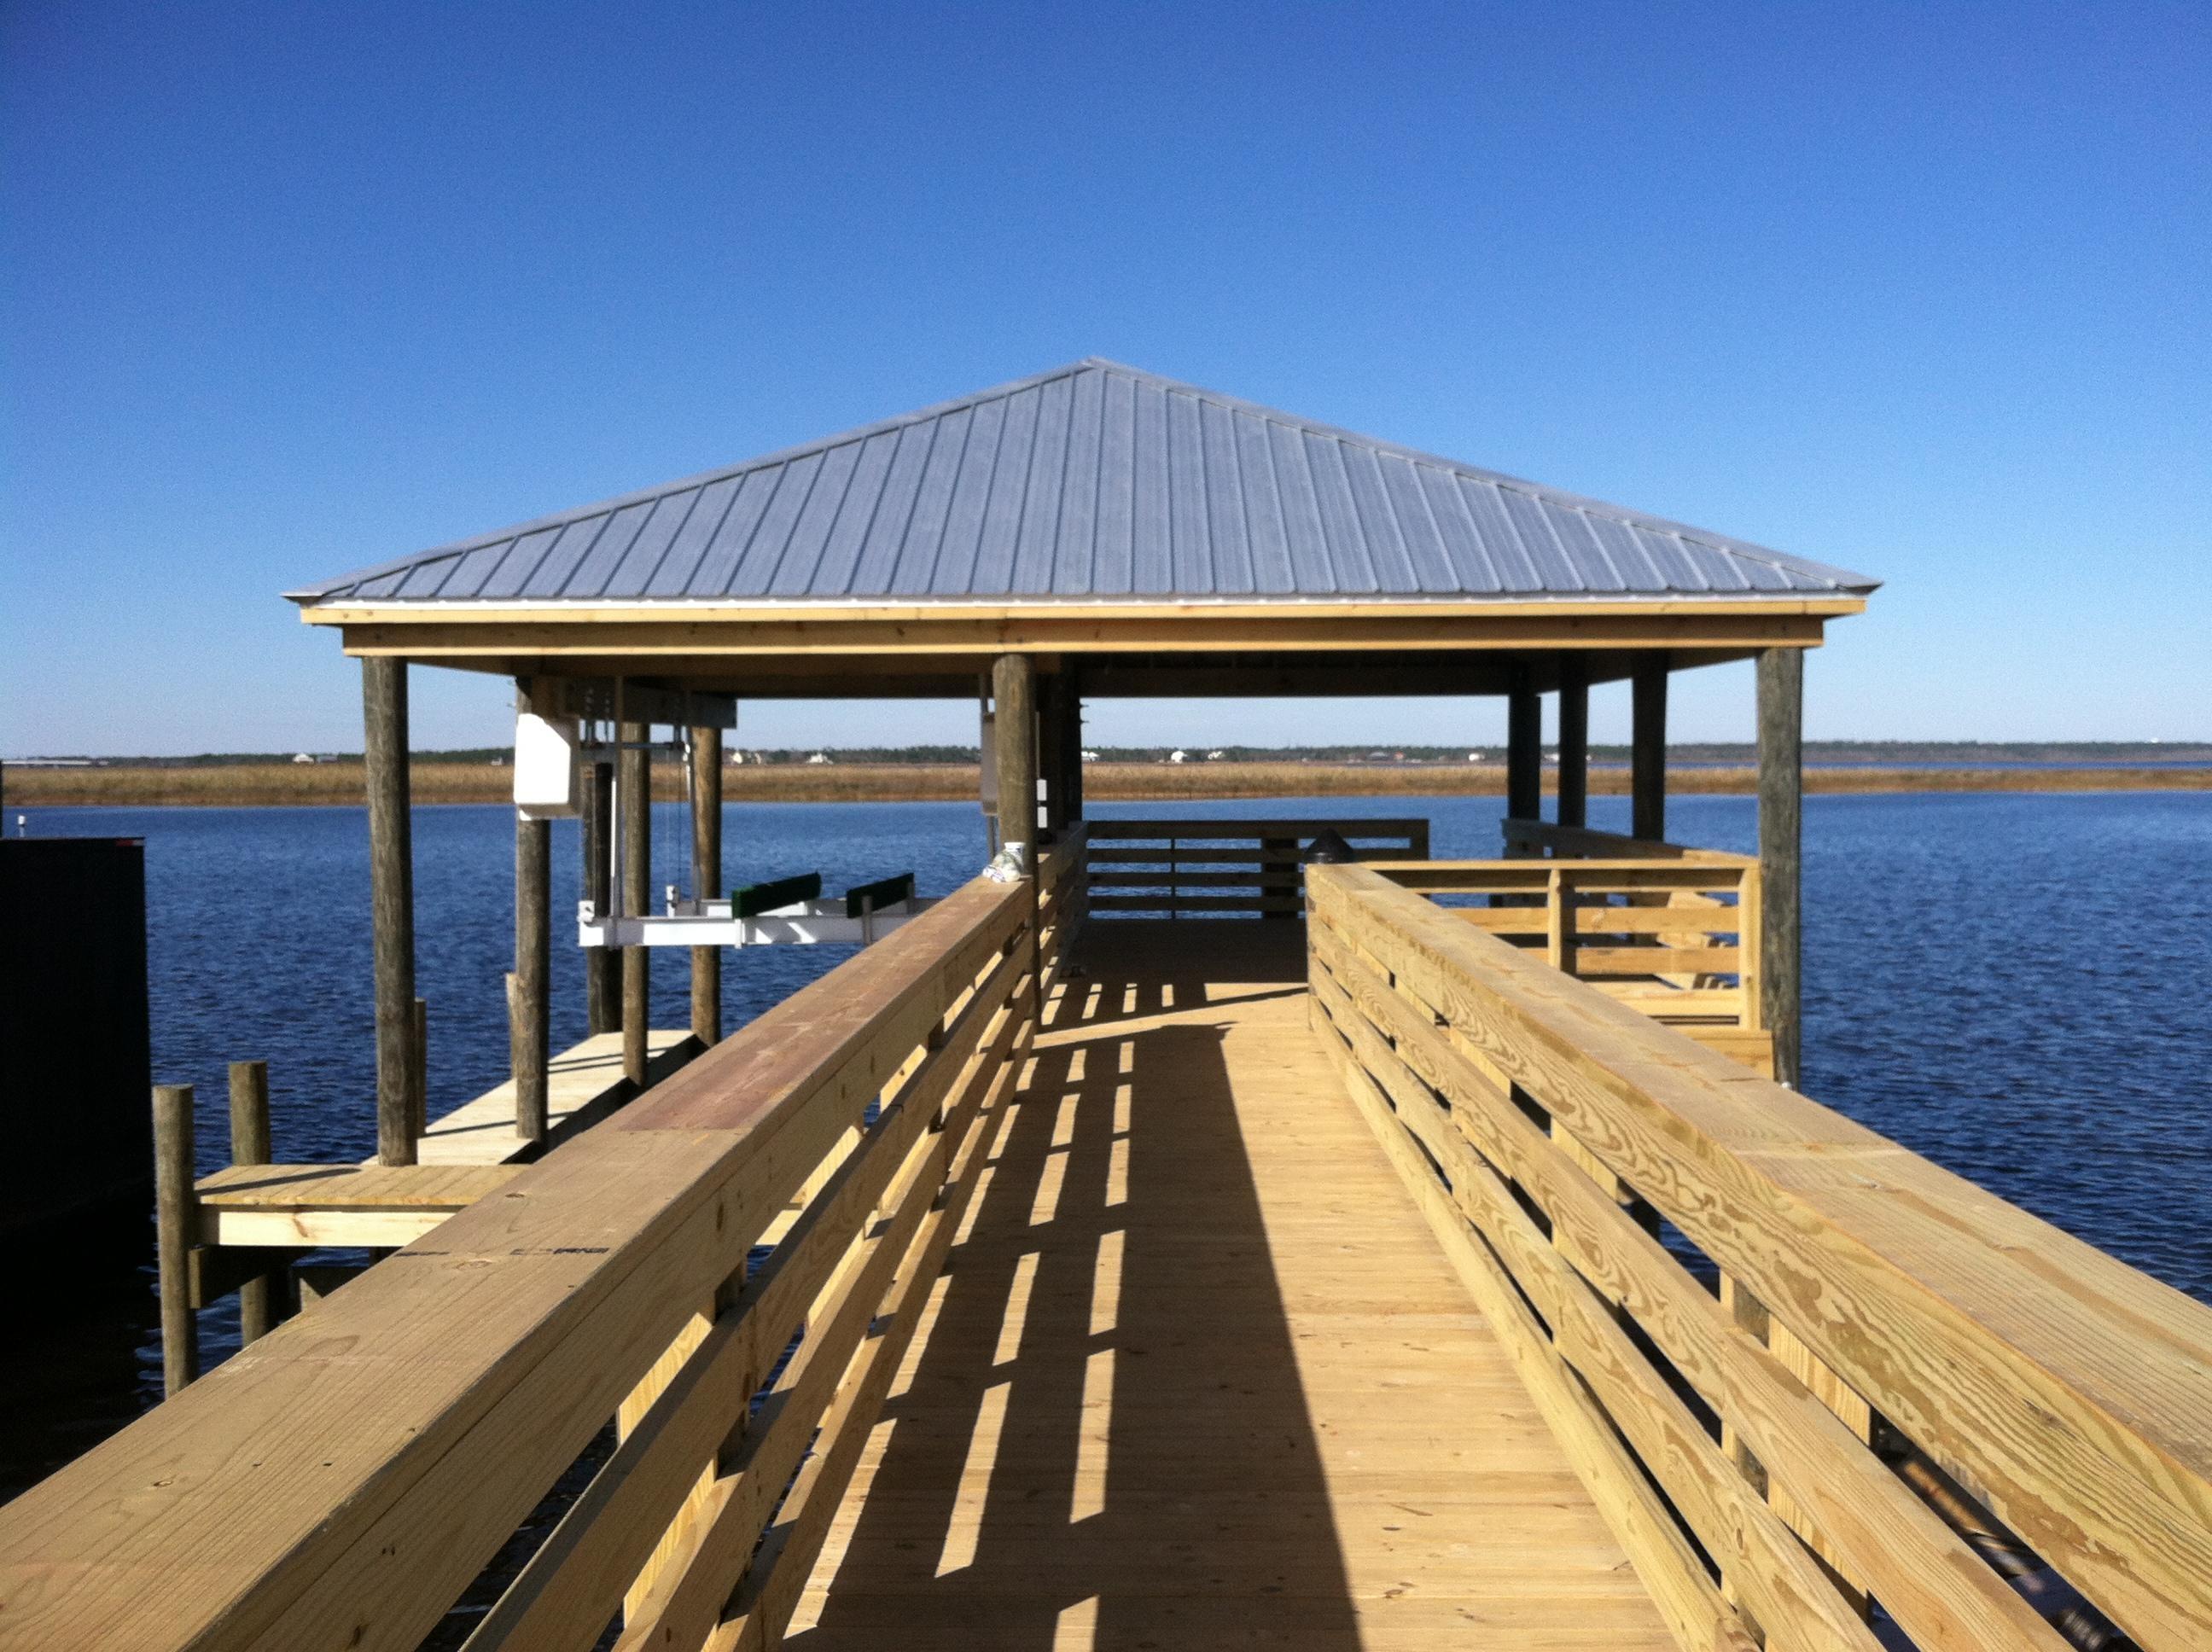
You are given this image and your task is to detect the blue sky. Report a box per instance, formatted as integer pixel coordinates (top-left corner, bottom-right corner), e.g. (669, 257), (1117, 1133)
(4, 1), (2206, 754)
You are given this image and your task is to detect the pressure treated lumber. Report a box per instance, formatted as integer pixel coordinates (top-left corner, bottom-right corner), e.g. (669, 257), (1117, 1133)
(777, 921), (1674, 1651)
(514, 686), (550, 1140)
(1307, 864), (2212, 1650)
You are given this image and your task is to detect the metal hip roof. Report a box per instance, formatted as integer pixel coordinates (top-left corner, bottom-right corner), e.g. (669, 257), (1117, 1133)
(288, 359), (1878, 607)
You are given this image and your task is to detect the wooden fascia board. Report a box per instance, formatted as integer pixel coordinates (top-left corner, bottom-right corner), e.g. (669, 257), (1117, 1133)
(329, 611), (1835, 660)
(303, 596), (1864, 627)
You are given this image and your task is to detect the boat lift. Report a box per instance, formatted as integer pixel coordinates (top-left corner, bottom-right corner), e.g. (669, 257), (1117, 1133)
(515, 678), (938, 952)
(579, 871), (934, 950)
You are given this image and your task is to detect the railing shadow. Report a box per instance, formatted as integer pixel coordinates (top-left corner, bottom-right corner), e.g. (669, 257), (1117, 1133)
(787, 925), (1363, 1649)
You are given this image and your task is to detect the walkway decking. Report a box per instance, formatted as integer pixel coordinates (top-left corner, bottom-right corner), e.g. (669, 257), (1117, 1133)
(784, 921), (1674, 1650)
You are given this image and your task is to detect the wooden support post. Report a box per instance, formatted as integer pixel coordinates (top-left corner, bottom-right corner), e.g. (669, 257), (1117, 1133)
(1757, 647), (1804, 1088)
(1557, 658), (1589, 829)
(584, 758), (617, 1035)
(690, 723), (722, 1045)
(991, 655), (1037, 870)
(1505, 668), (1541, 822)
(1063, 680), (1086, 824)
(620, 720), (651, 1086)
(512, 683), (551, 1140)
(153, 1084), (198, 1395)
(1632, 654), (1670, 844)
(227, 1061), (276, 1344)
(362, 655), (417, 1166)
(514, 855), (550, 1143)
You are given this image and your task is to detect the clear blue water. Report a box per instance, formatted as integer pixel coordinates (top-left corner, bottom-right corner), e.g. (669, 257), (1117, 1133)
(6, 790), (2209, 1496)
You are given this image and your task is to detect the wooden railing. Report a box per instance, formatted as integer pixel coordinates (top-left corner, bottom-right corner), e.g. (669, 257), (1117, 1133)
(1307, 862), (2212, 1652)
(1369, 852), (1769, 1074)
(1501, 817), (1708, 859)
(1084, 816), (1429, 918)
(0, 832), (1086, 1652)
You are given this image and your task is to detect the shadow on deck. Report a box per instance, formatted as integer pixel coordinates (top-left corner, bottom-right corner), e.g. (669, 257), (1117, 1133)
(788, 921), (1670, 1650)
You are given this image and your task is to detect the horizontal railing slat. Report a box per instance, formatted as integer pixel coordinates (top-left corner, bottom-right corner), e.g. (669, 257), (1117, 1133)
(1307, 864), (2212, 1650)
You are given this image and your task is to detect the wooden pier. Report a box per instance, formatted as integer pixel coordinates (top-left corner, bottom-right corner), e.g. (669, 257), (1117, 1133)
(9, 364), (2211, 1650)
(4, 827), (2209, 1650)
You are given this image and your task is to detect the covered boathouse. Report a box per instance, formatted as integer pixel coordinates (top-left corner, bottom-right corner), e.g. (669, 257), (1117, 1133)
(4, 361), (2208, 1652)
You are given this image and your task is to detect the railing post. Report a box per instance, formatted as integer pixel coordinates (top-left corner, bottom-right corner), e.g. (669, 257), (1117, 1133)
(1756, 649), (1802, 1086)
(153, 1083), (198, 1394)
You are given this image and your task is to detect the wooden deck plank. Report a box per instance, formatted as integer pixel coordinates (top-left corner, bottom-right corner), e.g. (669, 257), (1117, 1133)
(783, 922), (1675, 1650)
(415, 1028), (696, 1165)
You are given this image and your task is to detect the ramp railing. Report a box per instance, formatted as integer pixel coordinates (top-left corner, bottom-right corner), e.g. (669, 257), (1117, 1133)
(0, 835), (1086, 1652)
(1084, 816), (1428, 918)
(1307, 861), (2212, 1652)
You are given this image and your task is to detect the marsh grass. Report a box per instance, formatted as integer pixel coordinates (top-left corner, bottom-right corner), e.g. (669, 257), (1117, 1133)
(10, 760), (2208, 809)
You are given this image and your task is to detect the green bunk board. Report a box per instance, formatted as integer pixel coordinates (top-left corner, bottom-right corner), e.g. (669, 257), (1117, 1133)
(731, 871), (822, 918)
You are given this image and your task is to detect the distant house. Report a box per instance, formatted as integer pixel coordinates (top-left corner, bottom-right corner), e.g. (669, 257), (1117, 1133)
(1167, 750), (1188, 764)
(1080, 749), (1099, 761)
(291, 753), (317, 765)
(1205, 750), (1225, 761)
(727, 749), (745, 765)
(1466, 751), (1487, 763)
(806, 752), (833, 765)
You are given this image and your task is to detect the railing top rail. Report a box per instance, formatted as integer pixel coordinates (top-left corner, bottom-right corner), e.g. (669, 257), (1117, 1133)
(1307, 862), (2212, 1649)
(1368, 856), (1751, 879)
(0, 871), (1031, 1652)
(1086, 817), (1429, 840)
(1501, 818), (1753, 865)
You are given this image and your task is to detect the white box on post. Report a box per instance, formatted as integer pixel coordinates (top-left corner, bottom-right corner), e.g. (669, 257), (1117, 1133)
(515, 711), (580, 819)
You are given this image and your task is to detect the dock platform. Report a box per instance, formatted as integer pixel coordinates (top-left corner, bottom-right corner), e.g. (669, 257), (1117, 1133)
(785, 922), (1671, 1649)
(416, 1027), (700, 1165)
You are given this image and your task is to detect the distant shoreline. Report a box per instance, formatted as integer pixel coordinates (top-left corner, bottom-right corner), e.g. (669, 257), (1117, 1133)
(9, 760), (2211, 810)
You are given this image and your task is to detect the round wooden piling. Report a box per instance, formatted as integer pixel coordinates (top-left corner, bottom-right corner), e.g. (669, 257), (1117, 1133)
(153, 1084), (199, 1394)
(1756, 647), (1803, 1087)
(991, 656), (1037, 869)
(514, 730), (551, 1137)
(620, 721), (651, 1085)
(226, 1062), (275, 1343)
(1557, 659), (1590, 829)
(1631, 655), (1670, 843)
(690, 724), (722, 1045)
(363, 656), (418, 1166)
(584, 759), (618, 1035)
(1505, 670), (1542, 822)
(410, 997), (428, 1143)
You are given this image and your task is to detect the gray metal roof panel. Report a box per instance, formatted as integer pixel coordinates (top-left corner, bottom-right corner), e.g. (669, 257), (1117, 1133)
(288, 359), (1880, 605)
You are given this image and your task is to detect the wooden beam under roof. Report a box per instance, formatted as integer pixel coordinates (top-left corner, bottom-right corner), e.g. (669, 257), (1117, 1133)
(323, 605), (1840, 667)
